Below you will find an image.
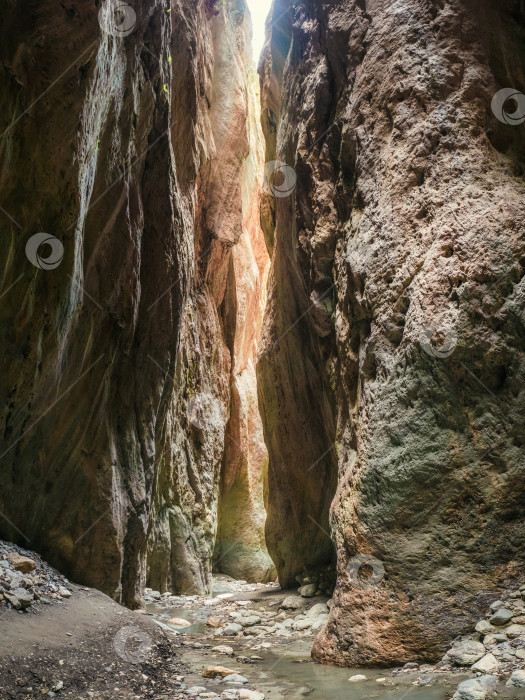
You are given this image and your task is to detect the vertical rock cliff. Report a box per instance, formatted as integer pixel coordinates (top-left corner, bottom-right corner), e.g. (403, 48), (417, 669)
(258, 0), (525, 664)
(0, 0), (272, 606)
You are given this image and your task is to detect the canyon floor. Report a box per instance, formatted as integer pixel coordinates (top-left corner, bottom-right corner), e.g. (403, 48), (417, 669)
(2, 542), (525, 700)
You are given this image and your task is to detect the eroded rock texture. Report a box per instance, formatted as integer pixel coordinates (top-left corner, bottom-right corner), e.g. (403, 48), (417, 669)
(259, 0), (525, 665)
(0, 0), (271, 606)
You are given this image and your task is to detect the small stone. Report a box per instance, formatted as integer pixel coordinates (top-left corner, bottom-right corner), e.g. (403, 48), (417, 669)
(305, 603), (329, 618)
(187, 687), (207, 695)
(506, 670), (525, 687)
(475, 620), (495, 635)
(222, 674), (249, 684)
(168, 617), (192, 627)
(310, 616), (328, 631)
(11, 588), (33, 609)
(239, 615), (262, 627)
(58, 588), (72, 598)
(512, 615), (525, 624)
(203, 666), (238, 679)
(504, 623), (525, 638)
(452, 676), (498, 700)
(298, 584), (316, 598)
(212, 645), (234, 655)
(149, 590), (161, 600)
(280, 596), (303, 610)
(6, 554), (36, 573)
(348, 674), (367, 682)
(471, 653), (499, 673)
(447, 640), (485, 666)
(515, 649), (525, 660)
(292, 619), (312, 631)
(221, 623), (243, 636)
(489, 608), (513, 626)
(207, 616), (224, 628)
(238, 691), (264, 700)
(489, 600), (504, 611)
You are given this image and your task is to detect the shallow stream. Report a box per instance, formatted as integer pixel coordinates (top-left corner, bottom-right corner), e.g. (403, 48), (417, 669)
(145, 576), (525, 700)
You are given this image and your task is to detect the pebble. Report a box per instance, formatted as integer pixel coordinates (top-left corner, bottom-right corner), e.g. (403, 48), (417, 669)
(168, 617), (192, 627)
(348, 674), (367, 682)
(298, 584), (316, 598)
(452, 676), (498, 700)
(212, 645), (235, 656)
(446, 640), (485, 666)
(471, 653), (498, 673)
(203, 666), (237, 678)
(222, 674), (249, 684)
(506, 670), (525, 687)
(221, 623), (243, 636)
(489, 608), (514, 626)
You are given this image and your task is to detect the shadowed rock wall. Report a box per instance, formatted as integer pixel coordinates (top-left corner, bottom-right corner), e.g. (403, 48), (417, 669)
(0, 0), (271, 606)
(258, 0), (525, 664)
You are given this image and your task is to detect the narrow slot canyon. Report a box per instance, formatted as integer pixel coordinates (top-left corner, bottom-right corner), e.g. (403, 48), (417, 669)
(0, 1), (525, 699)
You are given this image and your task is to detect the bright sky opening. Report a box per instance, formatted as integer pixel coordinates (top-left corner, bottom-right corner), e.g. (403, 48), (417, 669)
(245, 0), (273, 63)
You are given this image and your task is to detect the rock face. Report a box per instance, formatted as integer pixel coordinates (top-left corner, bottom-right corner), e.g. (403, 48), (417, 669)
(214, 68), (276, 583)
(0, 0), (271, 606)
(258, 0), (525, 665)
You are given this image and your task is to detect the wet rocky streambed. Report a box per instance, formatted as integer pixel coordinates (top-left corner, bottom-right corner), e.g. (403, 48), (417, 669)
(143, 576), (525, 700)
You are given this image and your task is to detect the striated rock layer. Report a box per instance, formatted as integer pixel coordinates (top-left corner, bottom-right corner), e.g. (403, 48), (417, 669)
(258, 0), (525, 665)
(0, 0), (271, 606)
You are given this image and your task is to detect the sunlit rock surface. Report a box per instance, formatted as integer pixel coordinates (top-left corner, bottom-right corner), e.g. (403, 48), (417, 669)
(258, 0), (525, 664)
(0, 0), (271, 606)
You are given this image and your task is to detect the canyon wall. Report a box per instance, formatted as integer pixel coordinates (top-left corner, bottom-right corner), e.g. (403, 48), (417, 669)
(0, 0), (271, 606)
(258, 0), (525, 665)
